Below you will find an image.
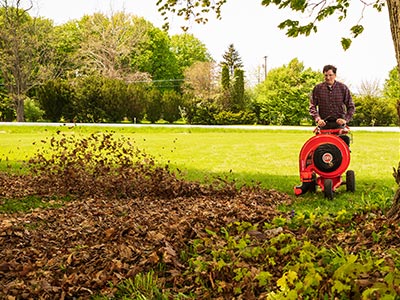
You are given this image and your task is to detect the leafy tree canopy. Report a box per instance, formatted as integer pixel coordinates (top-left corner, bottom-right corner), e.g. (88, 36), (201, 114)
(157, 0), (386, 50)
(383, 67), (400, 99)
(254, 58), (321, 125)
(170, 33), (212, 73)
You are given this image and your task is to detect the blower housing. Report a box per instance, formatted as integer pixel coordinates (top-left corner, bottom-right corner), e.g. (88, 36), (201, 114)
(294, 126), (355, 199)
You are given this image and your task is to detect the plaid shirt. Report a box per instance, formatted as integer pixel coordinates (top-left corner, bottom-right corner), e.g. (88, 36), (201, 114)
(309, 81), (355, 122)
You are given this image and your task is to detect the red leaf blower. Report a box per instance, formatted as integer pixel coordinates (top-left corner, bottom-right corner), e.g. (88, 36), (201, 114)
(294, 126), (355, 199)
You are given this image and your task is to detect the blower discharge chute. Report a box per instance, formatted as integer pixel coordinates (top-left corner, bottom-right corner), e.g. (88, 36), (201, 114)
(294, 126), (355, 199)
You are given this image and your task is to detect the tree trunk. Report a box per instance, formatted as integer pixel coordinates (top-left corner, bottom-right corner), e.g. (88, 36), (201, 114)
(385, 0), (400, 220)
(13, 95), (25, 122)
(387, 0), (400, 76)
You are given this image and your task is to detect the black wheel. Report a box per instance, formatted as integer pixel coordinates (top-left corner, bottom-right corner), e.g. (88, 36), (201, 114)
(324, 179), (333, 199)
(313, 143), (342, 173)
(346, 170), (355, 192)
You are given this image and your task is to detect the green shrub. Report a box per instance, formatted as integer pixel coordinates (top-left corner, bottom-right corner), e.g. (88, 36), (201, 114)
(0, 96), (16, 121)
(352, 95), (397, 126)
(34, 79), (75, 122)
(24, 98), (45, 122)
(214, 110), (257, 125)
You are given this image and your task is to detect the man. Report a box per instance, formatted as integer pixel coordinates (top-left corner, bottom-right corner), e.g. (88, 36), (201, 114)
(309, 65), (355, 129)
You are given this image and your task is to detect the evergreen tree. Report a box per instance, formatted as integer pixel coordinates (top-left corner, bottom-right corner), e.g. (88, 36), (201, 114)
(232, 68), (245, 112)
(221, 65), (230, 91)
(219, 44), (245, 112)
(221, 44), (243, 77)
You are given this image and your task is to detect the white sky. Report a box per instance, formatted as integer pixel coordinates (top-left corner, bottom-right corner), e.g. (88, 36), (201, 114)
(33, 0), (396, 92)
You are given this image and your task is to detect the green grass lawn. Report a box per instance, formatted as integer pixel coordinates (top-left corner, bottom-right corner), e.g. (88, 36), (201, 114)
(0, 124), (398, 214)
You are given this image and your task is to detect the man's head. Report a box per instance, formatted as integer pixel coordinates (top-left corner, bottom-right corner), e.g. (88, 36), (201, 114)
(323, 65), (337, 86)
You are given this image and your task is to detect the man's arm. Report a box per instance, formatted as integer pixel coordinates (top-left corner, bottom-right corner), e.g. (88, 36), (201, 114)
(344, 86), (355, 122)
(309, 88), (321, 123)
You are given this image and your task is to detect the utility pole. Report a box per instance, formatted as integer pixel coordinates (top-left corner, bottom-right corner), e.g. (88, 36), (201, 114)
(263, 56), (268, 80)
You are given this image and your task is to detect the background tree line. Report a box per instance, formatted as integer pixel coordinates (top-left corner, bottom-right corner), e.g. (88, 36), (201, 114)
(0, 1), (398, 126)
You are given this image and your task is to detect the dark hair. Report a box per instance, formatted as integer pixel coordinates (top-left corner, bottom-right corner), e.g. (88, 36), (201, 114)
(323, 65), (337, 74)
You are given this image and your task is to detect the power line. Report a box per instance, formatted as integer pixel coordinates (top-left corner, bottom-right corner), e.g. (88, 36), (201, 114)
(128, 79), (185, 83)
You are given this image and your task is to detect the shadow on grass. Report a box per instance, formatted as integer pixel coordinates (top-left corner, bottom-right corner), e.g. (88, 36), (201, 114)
(0, 161), (395, 216)
(173, 166), (396, 215)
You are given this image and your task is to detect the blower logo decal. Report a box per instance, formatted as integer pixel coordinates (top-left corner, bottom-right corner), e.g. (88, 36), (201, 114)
(322, 152), (333, 164)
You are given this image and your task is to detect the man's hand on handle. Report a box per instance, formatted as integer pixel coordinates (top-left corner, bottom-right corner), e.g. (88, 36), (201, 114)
(336, 118), (346, 126)
(317, 119), (326, 127)
(316, 118), (346, 127)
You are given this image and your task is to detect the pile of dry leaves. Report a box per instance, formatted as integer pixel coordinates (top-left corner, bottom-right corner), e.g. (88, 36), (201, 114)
(0, 172), (292, 299)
